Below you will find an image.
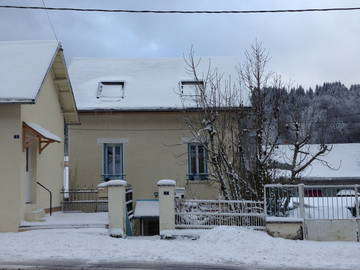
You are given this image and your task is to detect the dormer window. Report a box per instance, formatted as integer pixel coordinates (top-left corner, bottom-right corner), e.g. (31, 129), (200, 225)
(97, 81), (125, 99)
(180, 80), (204, 96)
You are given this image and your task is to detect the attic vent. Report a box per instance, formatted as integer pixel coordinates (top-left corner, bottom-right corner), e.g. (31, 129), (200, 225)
(180, 80), (204, 96)
(97, 81), (125, 99)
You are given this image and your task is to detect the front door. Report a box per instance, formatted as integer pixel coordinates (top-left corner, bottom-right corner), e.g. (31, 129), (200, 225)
(25, 144), (36, 203)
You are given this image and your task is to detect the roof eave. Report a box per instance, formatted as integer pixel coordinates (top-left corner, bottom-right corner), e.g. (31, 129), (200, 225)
(77, 105), (252, 113)
(0, 99), (35, 104)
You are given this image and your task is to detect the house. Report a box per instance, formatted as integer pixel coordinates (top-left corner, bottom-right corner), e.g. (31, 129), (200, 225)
(0, 40), (78, 232)
(68, 57), (246, 234)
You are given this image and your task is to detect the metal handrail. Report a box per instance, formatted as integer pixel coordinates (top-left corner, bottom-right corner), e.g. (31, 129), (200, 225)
(36, 181), (52, 216)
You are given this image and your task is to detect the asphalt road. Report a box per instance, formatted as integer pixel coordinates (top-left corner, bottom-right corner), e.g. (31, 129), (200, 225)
(0, 260), (338, 270)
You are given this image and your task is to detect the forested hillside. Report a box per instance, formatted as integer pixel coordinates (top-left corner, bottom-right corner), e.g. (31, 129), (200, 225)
(265, 82), (360, 143)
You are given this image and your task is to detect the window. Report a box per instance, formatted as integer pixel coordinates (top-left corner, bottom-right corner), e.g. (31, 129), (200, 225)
(180, 80), (204, 97)
(188, 143), (208, 180)
(103, 143), (124, 180)
(97, 81), (125, 99)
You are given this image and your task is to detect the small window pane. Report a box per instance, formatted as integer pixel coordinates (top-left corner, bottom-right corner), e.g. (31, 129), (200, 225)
(198, 145), (205, 174)
(190, 145), (197, 175)
(115, 145), (122, 175)
(106, 146), (113, 175)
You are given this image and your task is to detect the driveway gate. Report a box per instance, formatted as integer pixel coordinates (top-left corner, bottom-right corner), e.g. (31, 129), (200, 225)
(265, 184), (360, 241)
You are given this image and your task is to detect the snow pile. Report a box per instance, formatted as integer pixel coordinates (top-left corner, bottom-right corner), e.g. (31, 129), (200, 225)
(0, 226), (359, 269)
(97, 180), (127, 188)
(157, 179), (176, 186)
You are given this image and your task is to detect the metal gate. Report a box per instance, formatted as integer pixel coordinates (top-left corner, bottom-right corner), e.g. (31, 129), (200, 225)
(265, 184), (360, 241)
(175, 199), (265, 229)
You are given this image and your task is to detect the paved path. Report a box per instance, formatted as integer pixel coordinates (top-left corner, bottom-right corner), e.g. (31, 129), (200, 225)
(0, 260), (337, 270)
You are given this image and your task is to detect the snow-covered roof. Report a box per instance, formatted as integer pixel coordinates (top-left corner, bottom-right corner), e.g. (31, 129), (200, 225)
(274, 143), (360, 179)
(0, 40), (59, 103)
(134, 200), (159, 218)
(69, 57), (249, 111)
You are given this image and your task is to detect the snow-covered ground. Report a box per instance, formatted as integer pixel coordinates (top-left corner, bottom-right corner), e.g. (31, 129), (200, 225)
(21, 212), (108, 227)
(0, 226), (359, 269)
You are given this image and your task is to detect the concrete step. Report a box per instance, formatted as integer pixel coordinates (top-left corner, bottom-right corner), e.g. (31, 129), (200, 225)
(24, 209), (45, 222)
(19, 223), (108, 231)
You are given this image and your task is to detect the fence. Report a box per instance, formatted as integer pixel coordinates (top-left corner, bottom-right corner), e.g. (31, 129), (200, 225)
(265, 184), (360, 220)
(61, 185), (133, 217)
(175, 199), (265, 229)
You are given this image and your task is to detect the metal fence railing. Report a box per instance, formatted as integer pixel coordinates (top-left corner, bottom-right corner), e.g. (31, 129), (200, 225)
(61, 185), (133, 217)
(61, 188), (108, 212)
(265, 184), (360, 220)
(175, 199), (265, 229)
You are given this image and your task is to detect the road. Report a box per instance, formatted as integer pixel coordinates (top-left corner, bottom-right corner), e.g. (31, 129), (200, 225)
(0, 260), (337, 270)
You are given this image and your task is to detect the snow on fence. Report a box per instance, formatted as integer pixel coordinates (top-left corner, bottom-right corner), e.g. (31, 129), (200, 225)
(175, 199), (265, 229)
(265, 184), (360, 220)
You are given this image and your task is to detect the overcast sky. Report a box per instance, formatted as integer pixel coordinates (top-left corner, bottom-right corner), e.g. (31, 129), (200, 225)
(1, 0), (360, 88)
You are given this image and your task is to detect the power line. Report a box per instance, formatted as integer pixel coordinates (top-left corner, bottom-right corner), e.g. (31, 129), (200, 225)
(41, 0), (58, 41)
(1, 5), (360, 14)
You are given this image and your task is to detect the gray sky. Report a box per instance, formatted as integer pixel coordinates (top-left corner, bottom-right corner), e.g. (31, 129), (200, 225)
(1, 0), (360, 88)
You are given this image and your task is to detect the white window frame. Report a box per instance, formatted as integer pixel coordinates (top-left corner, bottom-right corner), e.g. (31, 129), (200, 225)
(179, 80), (204, 97)
(97, 81), (125, 99)
(102, 143), (124, 180)
(187, 143), (208, 180)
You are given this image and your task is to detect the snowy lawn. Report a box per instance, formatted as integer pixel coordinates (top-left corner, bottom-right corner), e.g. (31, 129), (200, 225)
(0, 227), (359, 269)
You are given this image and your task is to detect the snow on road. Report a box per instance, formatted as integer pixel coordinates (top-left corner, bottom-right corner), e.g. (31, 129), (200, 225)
(0, 226), (359, 269)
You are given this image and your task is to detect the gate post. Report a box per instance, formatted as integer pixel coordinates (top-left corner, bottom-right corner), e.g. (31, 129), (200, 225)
(157, 179), (176, 238)
(298, 184), (305, 219)
(298, 183), (306, 239)
(355, 185), (359, 218)
(98, 180), (127, 238)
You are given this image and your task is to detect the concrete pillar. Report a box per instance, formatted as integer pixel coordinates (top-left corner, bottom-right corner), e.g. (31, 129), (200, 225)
(98, 180), (127, 238)
(157, 179), (176, 236)
(298, 184), (305, 219)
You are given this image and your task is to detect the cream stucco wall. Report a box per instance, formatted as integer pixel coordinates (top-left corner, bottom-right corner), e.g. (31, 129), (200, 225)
(0, 105), (22, 231)
(21, 73), (65, 216)
(69, 112), (219, 201)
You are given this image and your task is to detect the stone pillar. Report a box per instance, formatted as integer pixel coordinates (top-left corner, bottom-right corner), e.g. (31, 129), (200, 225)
(98, 179), (127, 238)
(157, 179), (176, 236)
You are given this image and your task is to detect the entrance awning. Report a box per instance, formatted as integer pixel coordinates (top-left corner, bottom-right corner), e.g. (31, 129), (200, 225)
(22, 122), (61, 153)
(134, 200), (159, 218)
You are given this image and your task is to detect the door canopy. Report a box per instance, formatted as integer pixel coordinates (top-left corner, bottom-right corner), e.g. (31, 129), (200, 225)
(22, 122), (61, 154)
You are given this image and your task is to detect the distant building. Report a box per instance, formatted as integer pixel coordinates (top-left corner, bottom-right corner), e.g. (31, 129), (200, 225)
(274, 143), (360, 185)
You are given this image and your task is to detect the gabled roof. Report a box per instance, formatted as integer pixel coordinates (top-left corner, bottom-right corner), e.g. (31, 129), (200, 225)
(0, 40), (79, 124)
(274, 143), (360, 179)
(69, 57), (250, 111)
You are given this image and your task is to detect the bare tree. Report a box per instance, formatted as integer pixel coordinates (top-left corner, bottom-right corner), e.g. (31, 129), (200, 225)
(181, 42), (333, 201)
(277, 103), (333, 182)
(180, 42), (283, 201)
